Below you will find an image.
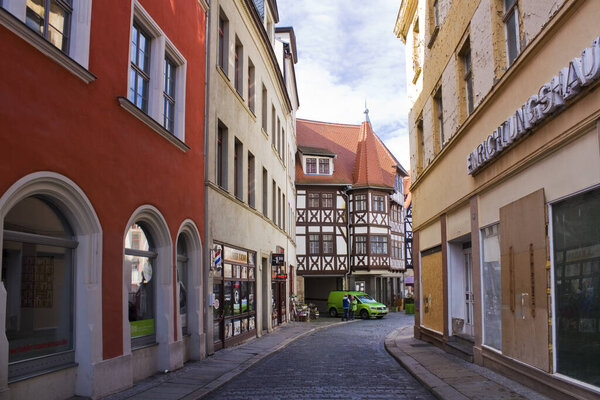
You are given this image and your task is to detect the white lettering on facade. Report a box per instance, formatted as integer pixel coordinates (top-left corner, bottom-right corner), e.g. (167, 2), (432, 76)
(467, 37), (600, 175)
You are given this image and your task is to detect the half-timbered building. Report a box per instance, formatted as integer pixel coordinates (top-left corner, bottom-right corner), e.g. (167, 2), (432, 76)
(295, 112), (409, 311)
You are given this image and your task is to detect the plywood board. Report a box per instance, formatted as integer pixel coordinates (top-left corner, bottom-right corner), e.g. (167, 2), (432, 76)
(421, 250), (444, 333)
(500, 189), (549, 371)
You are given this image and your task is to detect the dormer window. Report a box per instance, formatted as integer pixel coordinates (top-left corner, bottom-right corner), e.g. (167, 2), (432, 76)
(319, 159), (329, 174)
(306, 158), (317, 174)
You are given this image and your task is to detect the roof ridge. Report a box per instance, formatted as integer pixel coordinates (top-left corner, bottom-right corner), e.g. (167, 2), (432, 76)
(297, 118), (361, 128)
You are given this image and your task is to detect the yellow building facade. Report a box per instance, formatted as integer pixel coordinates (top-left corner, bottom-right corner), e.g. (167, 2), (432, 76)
(396, 0), (600, 398)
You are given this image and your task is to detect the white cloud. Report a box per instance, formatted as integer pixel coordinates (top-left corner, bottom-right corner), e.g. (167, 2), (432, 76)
(277, 0), (411, 170)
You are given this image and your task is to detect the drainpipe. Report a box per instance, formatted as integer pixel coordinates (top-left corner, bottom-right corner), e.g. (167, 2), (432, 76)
(342, 185), (352, 290)
(203, 0), (212, 356)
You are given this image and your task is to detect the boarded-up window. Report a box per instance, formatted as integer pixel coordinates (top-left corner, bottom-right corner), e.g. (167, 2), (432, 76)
(420, 247), (444, 333)
(499, 189), (549, 372)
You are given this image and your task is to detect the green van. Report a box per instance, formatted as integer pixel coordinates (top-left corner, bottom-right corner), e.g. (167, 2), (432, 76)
(327, 291), (388, 319)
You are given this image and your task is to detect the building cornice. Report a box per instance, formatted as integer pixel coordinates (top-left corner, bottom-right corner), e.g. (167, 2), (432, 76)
(394, 0), (418, 43)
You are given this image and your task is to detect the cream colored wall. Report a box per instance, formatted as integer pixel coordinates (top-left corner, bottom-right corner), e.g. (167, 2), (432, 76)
(410, 0), (600, 230)
(479, 129), (600, 227)
(447, 203), (471, 241)
(418, 219), (441, 251)
(207, 0), (297, 339)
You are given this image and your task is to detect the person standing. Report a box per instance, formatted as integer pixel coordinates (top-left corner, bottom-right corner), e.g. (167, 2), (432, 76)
(342, 293), (350, 321)
(350, 295), (358, 320)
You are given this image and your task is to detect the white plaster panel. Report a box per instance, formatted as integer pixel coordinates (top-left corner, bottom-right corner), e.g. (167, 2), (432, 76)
(370, 227), (389, 234)
(470, 0), (495, 108)
(336, 195), (346, 209)
(336, 237), (347, 254)
(297, 236), (306, 255)
(296, 226), (305, 234)
(479, 129), (600, 227)
(308, 226), (320, 232)
(297, 190), (305, 195)
(354, 227), (368, 234)
(297, 196), (305, 209)
(322, 226), (334, 232)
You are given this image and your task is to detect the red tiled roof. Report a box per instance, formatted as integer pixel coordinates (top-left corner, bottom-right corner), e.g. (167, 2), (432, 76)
(296, 118), (400, 189)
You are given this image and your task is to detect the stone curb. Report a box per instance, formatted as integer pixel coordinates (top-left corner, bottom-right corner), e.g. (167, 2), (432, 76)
(182, 319), (360, 400)
(384, 326), (468, 400)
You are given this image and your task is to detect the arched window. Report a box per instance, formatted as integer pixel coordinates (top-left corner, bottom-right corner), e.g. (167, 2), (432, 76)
(2, 196), (76, 379)
(125, 223), (156, 347)
(176, 234), (188, 335)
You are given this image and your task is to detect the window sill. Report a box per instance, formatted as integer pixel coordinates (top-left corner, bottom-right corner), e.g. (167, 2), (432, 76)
(118, 97), (190, 153)
(427, 26), (439, 49)
(0, 8), (96, 84)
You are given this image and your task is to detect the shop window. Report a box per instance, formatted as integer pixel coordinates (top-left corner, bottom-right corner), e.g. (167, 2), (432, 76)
(176, 235), (188, 335)
(355, 194), (367, 211)
(373, 195), (385, 213)
(125, 223), (156, 347)
(371, 236), (388, 255)
(481, 223), (501, 350)
(2, 196), (76, 380)
(552, 188), (600, 387)
(309, 234), (320, 254)
(503, 0), (520, 66)
(322, 193), (333, 209)
(212, 246), (256, 348)
(323, 234), (334, 254)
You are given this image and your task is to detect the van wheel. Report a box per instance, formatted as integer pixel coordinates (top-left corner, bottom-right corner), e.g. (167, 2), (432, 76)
(360, 309), (369, 319)
(329, 308), (338, 317)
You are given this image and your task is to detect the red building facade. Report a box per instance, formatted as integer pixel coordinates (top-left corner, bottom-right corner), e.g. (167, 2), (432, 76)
(0, 1), (207, 398)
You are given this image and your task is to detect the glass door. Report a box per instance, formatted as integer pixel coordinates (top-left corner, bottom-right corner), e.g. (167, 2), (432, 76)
(464, 249), (474, 336)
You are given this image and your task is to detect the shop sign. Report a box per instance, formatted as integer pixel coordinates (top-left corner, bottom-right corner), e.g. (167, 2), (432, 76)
(274, 274), (288, 280)
(224, 247), (248, 264)
(271, 253), (284, 266)
(467, 37), (600, 175)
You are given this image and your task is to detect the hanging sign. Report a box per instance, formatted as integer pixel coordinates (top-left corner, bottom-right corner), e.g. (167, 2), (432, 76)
(467, 37), (600, 175)
(271, 253), (284, 266)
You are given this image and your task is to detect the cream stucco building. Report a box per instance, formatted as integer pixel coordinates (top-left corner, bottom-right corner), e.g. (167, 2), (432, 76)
(396, 0), (600, 398)
(205, 0), (298, 353)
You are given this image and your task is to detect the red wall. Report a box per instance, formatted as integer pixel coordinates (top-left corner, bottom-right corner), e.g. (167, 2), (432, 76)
(0, 0), (206, 360)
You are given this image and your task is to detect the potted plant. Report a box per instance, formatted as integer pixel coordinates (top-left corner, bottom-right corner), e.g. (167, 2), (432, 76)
(404, 295), (415, 315)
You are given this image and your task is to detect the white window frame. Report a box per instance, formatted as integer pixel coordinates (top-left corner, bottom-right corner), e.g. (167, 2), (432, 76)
(127, 1), (187, 142)
(1, 0), (93, 81)
(303, 156), (333, 176)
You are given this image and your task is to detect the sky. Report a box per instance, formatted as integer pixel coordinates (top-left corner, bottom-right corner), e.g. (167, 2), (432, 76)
(276, 0), (411, 170)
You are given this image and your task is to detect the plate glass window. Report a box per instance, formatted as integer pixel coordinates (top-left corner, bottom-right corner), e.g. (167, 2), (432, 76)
(129, 22), (151, 112)
(25, 0), (73, 53)
(125, 223), (156, 346)
(552, 188), (600, 387)
(2, 196), (75, 380)
(163, 56), (176, 133)
(176, 235), (188, 335)
(481, 224), (501, 350)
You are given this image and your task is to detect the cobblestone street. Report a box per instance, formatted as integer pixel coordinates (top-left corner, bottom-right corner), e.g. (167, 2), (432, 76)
(204, 313), (434, 400)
